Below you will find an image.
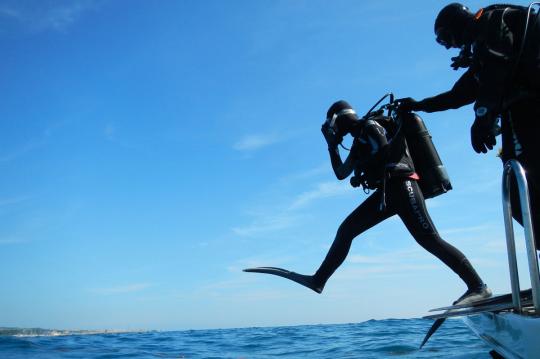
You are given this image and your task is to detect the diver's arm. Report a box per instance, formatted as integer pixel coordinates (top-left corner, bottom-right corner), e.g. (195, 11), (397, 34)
(328, 146), (355, 180)
(321, 124), (355, 180)
(415, 69), (478, 112)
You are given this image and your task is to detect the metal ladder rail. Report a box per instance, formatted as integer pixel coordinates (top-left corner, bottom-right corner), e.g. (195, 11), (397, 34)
(502, 159), (540, 312)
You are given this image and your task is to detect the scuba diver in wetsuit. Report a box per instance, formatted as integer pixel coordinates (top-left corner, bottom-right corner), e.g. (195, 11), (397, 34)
(399, 3), (540, 248)
(245, 100), (491, 305)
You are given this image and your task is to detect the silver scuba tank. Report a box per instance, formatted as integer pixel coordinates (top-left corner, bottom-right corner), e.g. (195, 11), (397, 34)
(402, 112), (452, 199)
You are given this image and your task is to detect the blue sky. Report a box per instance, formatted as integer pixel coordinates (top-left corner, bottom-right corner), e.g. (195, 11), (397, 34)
(0, 0), (534, 331)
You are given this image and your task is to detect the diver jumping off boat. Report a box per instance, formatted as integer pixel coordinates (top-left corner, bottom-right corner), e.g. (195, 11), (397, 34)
(245, 97), (491, 305)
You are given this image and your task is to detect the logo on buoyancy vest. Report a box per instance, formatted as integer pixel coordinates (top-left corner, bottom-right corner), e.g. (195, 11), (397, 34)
(405, 180), (430, 230)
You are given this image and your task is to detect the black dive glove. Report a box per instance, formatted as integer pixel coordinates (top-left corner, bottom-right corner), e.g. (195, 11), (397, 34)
(350, 174), (372, 191)
(451, 54), (473, 70)
(350, 176), (362, 188)
(396, 97), (421, 113)
(450, 46), (473, 70)
(321, 123), (341, 149)
(470, 107), (498, 154)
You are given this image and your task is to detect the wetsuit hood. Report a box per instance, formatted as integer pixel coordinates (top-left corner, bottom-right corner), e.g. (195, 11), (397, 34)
(326, 100), (362, 137)
(434, 3), (475, 48)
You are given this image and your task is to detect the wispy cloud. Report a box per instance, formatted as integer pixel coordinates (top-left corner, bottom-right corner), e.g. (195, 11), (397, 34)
(0, 118), (73, 163)
(0, 237), (28, 245)
(232, 213), (300, 237)
(439, 224), (495, 236)
(0, 0), (98, 32)
(483, 237), (527, 254)
(347, 255), (392, 265)
(233, 133), (281, 151)
(0, 141), (44, 163)
(288, 181), (352, 210)
(347, 247), (426, 265)
(180, 279), (290, 302)
(334, 247), (442, 281)
(42, 2), (93, 31)
(278, 163), (329, 184)
(334, 263), (439, 281)
(89, 283), (152, 295)
(0, 196), (30, 207)
(455, 177), (501, 195)
(0, 6), (20, 19)
(0, 196), (31, 218)
(233, 179), (353, 237)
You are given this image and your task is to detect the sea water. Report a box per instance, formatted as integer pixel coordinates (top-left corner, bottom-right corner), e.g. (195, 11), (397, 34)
(0, 318), (493, 358)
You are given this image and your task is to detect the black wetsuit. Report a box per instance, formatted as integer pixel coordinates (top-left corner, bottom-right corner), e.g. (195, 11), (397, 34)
(312, 117), (484, 291)
(414, 5), (540, 247)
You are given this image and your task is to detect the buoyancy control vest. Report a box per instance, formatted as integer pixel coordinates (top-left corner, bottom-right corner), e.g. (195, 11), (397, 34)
(352, 114), (415, 190)
(351, 110), (452, 199)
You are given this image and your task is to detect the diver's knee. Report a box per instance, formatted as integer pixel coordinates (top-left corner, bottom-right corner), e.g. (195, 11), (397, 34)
(335, 223), (354, 243)
(413, 233), (440, 252)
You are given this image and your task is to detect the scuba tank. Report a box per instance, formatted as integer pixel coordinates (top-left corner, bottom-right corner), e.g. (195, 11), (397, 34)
(401, 112), (452, 199)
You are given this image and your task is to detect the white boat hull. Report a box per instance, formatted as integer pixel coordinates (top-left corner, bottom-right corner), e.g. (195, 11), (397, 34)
(462, 312), (540, 359)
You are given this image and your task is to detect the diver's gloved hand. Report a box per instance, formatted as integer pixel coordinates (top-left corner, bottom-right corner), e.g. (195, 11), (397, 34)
(396, 97), (420, 113)
(470, 107), (498, 154)
(451, 54), (472, 70)
(350, 176), (362, 188)
(451, 47), (473, 70)
(321, 123), (341, 149)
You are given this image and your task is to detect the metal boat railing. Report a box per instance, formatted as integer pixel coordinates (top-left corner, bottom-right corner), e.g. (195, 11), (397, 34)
(502, 159), (540, 313)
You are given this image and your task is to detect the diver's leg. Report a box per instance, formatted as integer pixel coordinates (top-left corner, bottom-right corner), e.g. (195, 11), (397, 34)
(243, 191), (393, 294)
(394, 179), (485, 292)
(312, 190), (394, 291)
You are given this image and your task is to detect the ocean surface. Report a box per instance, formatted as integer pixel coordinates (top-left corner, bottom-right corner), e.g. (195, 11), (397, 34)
(0, 318), (493, 358)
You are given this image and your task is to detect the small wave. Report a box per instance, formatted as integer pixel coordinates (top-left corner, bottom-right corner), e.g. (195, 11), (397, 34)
(0, 327), (147, 338)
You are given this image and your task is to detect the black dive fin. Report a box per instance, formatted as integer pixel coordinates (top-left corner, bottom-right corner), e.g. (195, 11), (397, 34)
(429, 288), (532, 312)
(419, 318), (445, 349)
(423, 300), (532, 320)
(421, 289), (533, 349)
(243, 267), (322, 294)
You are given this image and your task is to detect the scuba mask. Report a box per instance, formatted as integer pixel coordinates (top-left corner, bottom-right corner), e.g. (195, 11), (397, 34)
(435, 27), (457, 48)
(325, 108), (357, 136)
